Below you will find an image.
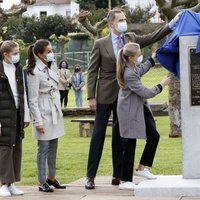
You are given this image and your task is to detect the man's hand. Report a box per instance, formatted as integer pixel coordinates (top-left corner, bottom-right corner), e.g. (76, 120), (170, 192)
(24, 122), (30, 128)
(169, 12), (182, 29)
(173, 12), (182, 23)
(36, 125), (45, 134)
(89, 98), (97, 111)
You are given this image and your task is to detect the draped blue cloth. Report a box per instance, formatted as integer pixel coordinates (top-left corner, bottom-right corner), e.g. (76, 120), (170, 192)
(156, 10), (200, 79)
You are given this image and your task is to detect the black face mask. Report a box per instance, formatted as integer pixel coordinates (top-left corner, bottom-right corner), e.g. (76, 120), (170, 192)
(75, 68), (80, 73)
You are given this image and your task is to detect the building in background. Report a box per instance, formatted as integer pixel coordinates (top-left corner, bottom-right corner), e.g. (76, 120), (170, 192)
(126, 0), (162, 23)
(24, 0), (79, 18)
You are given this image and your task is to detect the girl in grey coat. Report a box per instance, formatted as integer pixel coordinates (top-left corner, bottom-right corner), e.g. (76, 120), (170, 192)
(27, 39), (66, 193)
(116, 43), (170, 190)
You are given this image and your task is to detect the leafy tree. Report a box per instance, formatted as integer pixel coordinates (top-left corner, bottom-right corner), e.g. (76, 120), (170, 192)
(3, 15), (77, 44)
(125, 4), (156, 24)
(89, 8), (108, 25)
(49, 34), (69, 59)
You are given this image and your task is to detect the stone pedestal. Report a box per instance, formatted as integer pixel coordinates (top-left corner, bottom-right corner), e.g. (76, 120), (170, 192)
(180, 36), (200, 178)
(134, 36), (200, 197)
(134, 175), (200, 197)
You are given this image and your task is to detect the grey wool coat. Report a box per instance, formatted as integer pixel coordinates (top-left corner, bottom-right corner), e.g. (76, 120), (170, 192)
(117, 59), (162, 139)
(28, 59), (65, 141)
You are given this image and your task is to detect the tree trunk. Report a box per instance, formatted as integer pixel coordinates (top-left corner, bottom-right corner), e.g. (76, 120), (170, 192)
(108, 0), (111, 10)
(60, 42), (65, 59)
(168, 73), (181, 137)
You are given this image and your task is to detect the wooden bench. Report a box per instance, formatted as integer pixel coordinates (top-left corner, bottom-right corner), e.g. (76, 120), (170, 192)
(70, 103), (168, 137)
(71, 118), (112, 137)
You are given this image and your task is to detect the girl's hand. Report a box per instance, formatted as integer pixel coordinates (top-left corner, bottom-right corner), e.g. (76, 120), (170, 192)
(161, 76), (171, 87)
(24, 122), (30, 128)
(36, 125), (45, 134)
(151, 52), (156, 60)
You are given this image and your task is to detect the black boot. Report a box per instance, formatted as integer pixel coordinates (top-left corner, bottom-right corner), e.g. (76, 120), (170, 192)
(39, 182), (54, 192)
(85, 177), (95, 190)
(46, 179), (66, 189)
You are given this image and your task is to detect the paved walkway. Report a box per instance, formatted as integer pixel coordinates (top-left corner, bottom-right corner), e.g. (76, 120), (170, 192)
(0, 176), (200, 200)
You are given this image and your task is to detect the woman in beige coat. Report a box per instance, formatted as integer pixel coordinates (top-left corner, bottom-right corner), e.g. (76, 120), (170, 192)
(116, 43), (170, 190)
(58, 59), (71, 108)
(27, 39), (65, 193)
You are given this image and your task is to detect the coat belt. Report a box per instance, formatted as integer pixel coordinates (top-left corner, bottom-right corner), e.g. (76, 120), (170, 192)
(39, 89), (62, 125)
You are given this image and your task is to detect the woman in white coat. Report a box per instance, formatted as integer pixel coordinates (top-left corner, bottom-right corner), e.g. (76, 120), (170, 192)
(27, 39), (66, 192)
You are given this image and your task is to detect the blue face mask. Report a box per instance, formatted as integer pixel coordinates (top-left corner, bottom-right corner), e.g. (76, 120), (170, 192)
(46, 52), (55, 62)
(11, 54), (20, 64)
(115, 22), (128, 33)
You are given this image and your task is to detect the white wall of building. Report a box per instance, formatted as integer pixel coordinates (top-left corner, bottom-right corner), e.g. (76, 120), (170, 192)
(70, 1), (79, 17)
(24, 1), (79, 18)
(126, 0), (161, 23)
(127, 0), (156, 7)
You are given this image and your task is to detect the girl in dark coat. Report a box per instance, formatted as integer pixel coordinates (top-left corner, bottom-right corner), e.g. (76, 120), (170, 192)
(0, 40), (30, 197)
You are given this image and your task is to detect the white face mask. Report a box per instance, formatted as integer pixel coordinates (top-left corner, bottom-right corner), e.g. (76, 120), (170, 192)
(11, 54), (20, 64)
(46, 52), (55, 62)
(115, 21), (128, 33)
(136, 55), (143, 65)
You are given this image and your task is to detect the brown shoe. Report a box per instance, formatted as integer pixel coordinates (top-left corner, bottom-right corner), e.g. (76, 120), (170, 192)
(111, 177), (120, 185)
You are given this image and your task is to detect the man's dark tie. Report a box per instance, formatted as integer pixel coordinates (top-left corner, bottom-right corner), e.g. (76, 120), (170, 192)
(118, 36), (124, 51)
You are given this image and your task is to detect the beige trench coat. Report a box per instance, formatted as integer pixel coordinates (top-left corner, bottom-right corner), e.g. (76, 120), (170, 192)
(58, 69), (71, 91)
(28, 59), (65, 140)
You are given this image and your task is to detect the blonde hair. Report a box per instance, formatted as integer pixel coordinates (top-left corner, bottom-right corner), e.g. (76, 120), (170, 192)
(117, 42), (140, 89)
(0, 40), (19, 60)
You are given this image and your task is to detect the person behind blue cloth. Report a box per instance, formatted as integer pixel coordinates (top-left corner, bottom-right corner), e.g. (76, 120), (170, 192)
(157, 10), (200, 79)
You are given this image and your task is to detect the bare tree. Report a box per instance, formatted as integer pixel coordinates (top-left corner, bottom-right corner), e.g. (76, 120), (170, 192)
(0, 0), (35, 36)
(72, 4), (128, 40)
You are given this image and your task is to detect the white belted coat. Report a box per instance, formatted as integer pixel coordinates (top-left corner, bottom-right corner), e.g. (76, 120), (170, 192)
(28, 59), (65, 140)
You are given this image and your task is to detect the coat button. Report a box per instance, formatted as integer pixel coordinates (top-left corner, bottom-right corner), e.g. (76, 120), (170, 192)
(47, 78), (50, 81)
(51, 86), (53, 88)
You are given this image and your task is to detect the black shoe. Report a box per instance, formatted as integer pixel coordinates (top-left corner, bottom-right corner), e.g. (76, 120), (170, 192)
(111, 177), (120, 185)
(46, 179), (66, 189)
(85, 177), (95, 190)
(39, 182), (54, 192)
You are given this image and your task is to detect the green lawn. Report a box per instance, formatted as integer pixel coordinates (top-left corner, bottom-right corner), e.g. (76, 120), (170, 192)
(67, 67), (169, 108)
(21, 116), (182, 186)
(20, 66), (182, 186)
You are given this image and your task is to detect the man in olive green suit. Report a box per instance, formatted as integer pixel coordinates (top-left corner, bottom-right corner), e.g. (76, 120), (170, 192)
(85, 8), (180, 189)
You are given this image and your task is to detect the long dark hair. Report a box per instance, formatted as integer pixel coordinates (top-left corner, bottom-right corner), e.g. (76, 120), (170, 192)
(74, 64), (81, 73)
(27, 39), (50, 75)
(0, 40), (18, 60)
(59, 59), (69, 69)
